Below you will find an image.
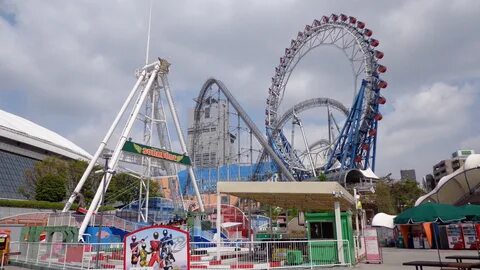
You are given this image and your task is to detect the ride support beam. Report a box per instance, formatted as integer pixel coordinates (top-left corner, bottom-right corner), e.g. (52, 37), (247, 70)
(63, 71), (146, 212)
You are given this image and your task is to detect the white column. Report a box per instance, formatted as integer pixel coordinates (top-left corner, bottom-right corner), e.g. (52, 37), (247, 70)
(334, 201), (345, 264)
(216, 191), (222, 260)
(354, 188), (360, 235)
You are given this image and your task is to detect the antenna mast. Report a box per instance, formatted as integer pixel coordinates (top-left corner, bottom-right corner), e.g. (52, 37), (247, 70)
(145, 0), (153, 64)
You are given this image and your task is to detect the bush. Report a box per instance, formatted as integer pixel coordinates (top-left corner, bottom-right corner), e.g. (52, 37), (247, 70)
(0, 199), (75, 210)
(0, 199), (114, 212)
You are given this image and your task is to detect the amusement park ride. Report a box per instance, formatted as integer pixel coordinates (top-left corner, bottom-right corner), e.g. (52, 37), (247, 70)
(263, 14), (387, 180)
(62, 13), (387, 242)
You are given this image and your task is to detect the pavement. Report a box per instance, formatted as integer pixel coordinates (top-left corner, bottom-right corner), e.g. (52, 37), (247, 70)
(2, 248), (480, 269)
(350, 247), (480, 269)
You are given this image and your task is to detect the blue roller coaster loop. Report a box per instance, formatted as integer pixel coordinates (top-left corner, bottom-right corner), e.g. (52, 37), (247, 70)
(324, 79), (380, 172)
(267, 128), (312, 180)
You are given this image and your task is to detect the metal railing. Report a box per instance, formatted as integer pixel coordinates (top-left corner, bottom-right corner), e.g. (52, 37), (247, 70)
(8, 242), (124, 270)
(47, 212), (146, 232)
(353, 235), (366, 262)
(8, 239), (351, 269)
(190, 239), (352, 269)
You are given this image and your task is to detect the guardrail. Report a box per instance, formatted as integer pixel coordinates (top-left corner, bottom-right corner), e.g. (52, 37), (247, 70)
(8, 239), (351, 269)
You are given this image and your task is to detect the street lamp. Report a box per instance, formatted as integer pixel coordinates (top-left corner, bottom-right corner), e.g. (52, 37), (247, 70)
(96, 153), (113, 268)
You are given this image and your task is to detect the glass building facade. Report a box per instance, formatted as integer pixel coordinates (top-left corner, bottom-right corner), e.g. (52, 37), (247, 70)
(0, 149), (38, 199)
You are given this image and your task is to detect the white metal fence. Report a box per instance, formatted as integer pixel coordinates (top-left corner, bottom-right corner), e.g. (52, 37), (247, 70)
(353, 235), (366, 262)
(47, 212), (146, 233)
(190, 240), (352, 269)
(8, 242), (124, 269)
(7, 239), (351, 269)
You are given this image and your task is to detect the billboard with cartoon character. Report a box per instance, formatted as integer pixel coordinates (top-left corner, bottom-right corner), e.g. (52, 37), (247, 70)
(123, 225), (189, 270)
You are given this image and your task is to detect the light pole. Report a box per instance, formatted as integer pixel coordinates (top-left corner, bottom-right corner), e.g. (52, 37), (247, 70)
(96, 153), (112, 268)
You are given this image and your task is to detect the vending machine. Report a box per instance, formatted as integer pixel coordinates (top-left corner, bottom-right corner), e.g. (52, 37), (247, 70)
(461, 223), (477, 249)
(438, 225), (450, 249)
(474, 224), (480, 249)
(446, 224), (465, 249)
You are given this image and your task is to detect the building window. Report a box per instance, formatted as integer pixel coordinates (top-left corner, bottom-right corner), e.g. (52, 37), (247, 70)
(204, 107), (210, 119)
(310, 222), (335, 239)
(0, 150), (38, 199)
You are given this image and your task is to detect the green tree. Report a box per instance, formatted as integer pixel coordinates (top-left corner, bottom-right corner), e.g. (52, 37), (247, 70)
(391, 179), (425, 213)
(35, 174), (67, 202)
(105, 173), (163, 205)
(64, 159), (103, 206)
(21, 157), (102, 206)
(21, 157), (68, 199)
(317, 172), (327, 181)
(374, 181), (396, 214)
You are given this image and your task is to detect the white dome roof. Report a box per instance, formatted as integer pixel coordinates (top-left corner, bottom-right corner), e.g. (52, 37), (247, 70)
(0, 109), (91, 160)
(464, 154), (480, 170)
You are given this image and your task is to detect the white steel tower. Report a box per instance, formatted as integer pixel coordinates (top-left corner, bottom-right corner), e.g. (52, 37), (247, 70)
(63, 58), (204, 241)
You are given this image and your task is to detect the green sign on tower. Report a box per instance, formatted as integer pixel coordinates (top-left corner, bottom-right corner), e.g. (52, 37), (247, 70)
(122, 141), (192, 166)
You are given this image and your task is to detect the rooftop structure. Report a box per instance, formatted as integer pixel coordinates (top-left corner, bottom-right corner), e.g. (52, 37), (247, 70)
(432, 149), (475, 185)
(0, 109), (91, 199)
(0, 109), (91, 160)
(400, 169), (417, 181)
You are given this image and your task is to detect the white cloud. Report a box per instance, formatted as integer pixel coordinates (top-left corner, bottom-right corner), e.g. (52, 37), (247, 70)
(0, 0), (479, 182)
(377, 82), (478, 177)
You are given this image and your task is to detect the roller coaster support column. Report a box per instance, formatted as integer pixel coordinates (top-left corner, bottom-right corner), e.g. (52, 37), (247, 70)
(78, 64), (160, 241)
(63, 71), (146, 212)
(209, 79), (295, 181)
(294, 112), (316, 177)
(160, 61), (204, 212)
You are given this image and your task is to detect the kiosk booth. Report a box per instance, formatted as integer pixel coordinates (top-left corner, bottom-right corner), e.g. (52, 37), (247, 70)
(305, 212), (354, 264)
(216, 181), (356, 265)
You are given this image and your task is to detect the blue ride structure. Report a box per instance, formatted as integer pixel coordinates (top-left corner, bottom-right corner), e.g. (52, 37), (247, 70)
(264, 14), (388, 180)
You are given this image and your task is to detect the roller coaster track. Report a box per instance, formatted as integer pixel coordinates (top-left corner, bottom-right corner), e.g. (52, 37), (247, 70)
(253, 97), (349, 180)
(275, 98), (349, 130)
(191, 78), (295, 181)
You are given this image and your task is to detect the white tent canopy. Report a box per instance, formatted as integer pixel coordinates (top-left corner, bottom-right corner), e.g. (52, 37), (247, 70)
(416, 154), (480, 206)
(372, 212), (396, 229)
(360, 167), (380, 180)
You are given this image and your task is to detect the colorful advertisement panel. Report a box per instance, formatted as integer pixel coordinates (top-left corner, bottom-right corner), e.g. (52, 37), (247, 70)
(124, 225), (190, 270)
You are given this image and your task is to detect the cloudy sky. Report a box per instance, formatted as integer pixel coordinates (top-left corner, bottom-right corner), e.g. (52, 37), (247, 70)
(1, 0), (479, 180)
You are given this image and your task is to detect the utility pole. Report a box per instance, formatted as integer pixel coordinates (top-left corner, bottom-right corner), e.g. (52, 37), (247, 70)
(96, 153), (112, 268)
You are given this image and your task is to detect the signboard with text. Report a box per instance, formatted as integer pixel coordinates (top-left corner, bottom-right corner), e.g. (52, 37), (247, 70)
(364, 227), (382, 264)
(122, 141), (192, 166)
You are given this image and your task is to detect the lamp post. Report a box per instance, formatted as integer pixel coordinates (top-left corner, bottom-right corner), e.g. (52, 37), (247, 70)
(96, 153), (112, 268)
